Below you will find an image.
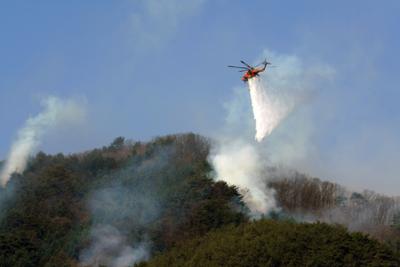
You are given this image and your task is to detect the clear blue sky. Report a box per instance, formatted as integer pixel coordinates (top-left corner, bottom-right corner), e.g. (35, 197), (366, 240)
(1, 1), (399, 194)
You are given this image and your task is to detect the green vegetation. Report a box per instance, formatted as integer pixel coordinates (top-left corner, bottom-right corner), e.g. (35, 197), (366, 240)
(0, 133), (399, 266)
(0, 134), (247, 266)
(139, 219), (399, 267)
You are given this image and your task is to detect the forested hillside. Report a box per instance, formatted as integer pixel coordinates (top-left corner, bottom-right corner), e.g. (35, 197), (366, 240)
(0, 133), (399, 266)
(138, 220), (399, 267)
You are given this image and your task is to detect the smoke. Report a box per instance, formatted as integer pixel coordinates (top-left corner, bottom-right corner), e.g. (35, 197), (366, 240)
(286, 186), (400, 238)
(209, 49), (333, 217)
(79, 147), (174, 267)
(0, 96), (86, 187)
(79, 225), (149, 267)
(210, 139), (276, 216)
(80, 183), (159, 267)
(80, 182), (158, 267)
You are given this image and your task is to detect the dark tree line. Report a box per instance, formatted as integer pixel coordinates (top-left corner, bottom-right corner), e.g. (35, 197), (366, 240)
(138, 219), (400, 267)
(0, 133), (399, 266)
(269, 171), (400, 253)
(0, 133), (247, 266)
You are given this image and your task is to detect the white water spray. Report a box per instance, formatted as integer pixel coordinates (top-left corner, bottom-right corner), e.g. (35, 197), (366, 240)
(0, 96), (86, 187)
(210, 49), (334, 216)
(210, 73), (296, 217)
(248, 77), (293, 142)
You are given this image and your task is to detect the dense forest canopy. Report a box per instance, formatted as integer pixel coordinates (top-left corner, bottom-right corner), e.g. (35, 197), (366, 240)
(0, 133), (399, 266)
(138, 220), (400, 267)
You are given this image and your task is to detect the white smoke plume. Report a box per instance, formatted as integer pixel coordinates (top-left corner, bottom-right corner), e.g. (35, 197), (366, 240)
(0, 96), (86, 187)
(79, 225), (149, 267)
(209, 49), (333, 216)
(79, 152), (168, 267)
(210, 139), (276, 216)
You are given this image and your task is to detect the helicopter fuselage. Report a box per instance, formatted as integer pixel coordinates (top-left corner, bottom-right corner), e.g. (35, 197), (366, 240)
(241, 66), (266, 82)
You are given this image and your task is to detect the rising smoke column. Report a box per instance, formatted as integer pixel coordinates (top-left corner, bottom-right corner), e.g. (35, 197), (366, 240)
(79, 148), (171, 267)
(0, 96), (86, 186)
(210, 49), (334, 217)
(210, 139), (276, 216)
(79, 225), (150, 267)
(210, 68), (298, 216)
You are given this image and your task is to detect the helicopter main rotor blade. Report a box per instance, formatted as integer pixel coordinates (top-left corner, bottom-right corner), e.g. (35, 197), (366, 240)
(240, 60), (253, 69)
(228, 65), (249, 69)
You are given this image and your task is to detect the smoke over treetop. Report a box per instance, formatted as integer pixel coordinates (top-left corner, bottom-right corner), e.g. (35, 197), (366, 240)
(0, 96), (86, 187)
(209, 49), (334, 217)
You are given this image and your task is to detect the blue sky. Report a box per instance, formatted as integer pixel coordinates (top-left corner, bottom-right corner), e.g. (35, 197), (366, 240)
(1, 1), (399, 194)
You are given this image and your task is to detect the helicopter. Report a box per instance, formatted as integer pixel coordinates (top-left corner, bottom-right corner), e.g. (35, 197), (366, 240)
(228, 59), (272, 82)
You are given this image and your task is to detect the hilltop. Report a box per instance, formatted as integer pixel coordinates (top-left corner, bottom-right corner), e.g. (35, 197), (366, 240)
(0, 133), (399, 266)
